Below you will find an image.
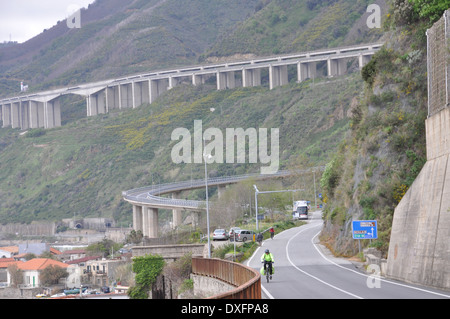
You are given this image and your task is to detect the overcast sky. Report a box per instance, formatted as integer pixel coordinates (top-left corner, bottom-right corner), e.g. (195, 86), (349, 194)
(0, 0), (96, 43)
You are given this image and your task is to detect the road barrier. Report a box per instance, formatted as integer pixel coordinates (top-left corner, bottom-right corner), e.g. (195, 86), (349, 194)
(192, 257), (261, 299)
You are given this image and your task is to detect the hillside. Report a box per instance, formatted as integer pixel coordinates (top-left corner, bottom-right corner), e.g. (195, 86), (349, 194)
(0, 0), (386, 97)
(0, 0), (261, 96)
(0, 1), (390, 232)
(0, 74), (362, 226)
(319, 0), (450, 257)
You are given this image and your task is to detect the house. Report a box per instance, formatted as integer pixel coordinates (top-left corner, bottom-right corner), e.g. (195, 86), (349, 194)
(8, 258), (69, 288)
(0, 258), (17, 286)
(2, 245), (61, 261)
(0, 246), (19, 258)
(58, 249), (87, 262)
(84, 259), (126, 288)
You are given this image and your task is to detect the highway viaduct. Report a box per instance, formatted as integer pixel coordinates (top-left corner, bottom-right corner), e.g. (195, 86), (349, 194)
(0, 43), (381, 130)
(122, 169), (322, 238)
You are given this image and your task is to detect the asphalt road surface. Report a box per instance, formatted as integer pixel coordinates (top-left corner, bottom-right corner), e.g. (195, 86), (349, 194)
(247, 211), (450, 299)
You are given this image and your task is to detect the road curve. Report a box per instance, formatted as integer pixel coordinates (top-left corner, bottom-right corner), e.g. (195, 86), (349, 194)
(247, 211), (450, 299)
(122, 170), (300, 210)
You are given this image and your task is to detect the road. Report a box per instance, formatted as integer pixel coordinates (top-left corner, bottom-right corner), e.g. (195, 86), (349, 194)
(247, 211), (450, 299)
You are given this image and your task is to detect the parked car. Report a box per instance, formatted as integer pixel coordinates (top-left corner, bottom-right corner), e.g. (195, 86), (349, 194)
(101, 286), (110, 293)
(236, 229), (255, 242)
(213, 229), (229, 241)
(229, 227), (241, 241)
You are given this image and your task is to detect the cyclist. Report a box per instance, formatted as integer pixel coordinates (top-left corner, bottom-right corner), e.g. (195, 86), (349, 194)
(261, 249), (275, 279)
(269, 227), (275, 239)
(256, 232), (263, 245)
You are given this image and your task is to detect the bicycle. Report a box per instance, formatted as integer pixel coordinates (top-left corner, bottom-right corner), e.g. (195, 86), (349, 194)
(262, 261), (273, 283)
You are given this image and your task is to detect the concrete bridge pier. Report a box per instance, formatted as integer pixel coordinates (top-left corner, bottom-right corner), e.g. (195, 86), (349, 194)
(19, 101), (30, 130)
(297, 61), (317, 82)
(2, 103), (11, 127)
(149, 79), (169, 103)
(11, 102), (21, 129)
(169, 76), (179, 89)
(105, 86), (120, 111)
(29, 101), (45, 129)
(269, 65), (288, 89)
(133, 205), (159, 238)
(43, 98), (61, 129)
(358, 54), (372, 70)
(327, 58), (347, 77)
(192, 73), (205, 86)
(87, 90), (106, 116)
(133, 80), (150, 107)
(242, 68), (261, 87)
(172, 192), (183, 229)
(119, 83), (134, 109)
(217, 185), (226, 199)
(217, 71), (236, 90)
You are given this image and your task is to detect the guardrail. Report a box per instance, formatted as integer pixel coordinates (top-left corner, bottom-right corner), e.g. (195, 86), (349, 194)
(191, 257), (261, 299)
(122, 169), (316, 209)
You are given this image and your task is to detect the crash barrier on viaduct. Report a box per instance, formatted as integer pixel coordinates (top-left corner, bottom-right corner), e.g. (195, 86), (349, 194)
(123, 170), (292, 238)
(385, 10), (450, 291)
(123, 168), (327, 239)
(0, 43), (382, 130)
(191, 257), (261, 299)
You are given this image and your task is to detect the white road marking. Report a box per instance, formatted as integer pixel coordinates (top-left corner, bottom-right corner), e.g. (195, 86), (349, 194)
(285, 223), (364, 299)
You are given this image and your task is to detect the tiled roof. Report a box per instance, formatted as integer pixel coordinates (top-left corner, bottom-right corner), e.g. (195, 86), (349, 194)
(16, 258), (69, 271)
(50, 247), (62, 255)
(0, 246), (19, 253)
(65, 255), (102, 264)
(0, 258), (18, 269)
(61, 249), (86, 255)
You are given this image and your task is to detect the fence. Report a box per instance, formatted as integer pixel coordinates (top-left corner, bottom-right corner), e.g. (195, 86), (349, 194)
(427, 10), (450, 117)
(191, 257), (261, 299)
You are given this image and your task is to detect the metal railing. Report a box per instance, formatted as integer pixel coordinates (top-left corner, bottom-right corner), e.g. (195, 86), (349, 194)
(122, 169), (325, 210)
(426, 9), (450, 117)
(191, 257), (261, 299)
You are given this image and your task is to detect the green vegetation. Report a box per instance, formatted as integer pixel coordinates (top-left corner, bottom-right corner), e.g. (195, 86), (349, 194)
(2, 0), (438, 262)
(128, 254), (165, 299)
(0, 74), (360, 225)
(320, 0), (434, 257)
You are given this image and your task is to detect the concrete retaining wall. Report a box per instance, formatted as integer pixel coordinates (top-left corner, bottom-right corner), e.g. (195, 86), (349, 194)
(385, 108), (450, 291)
(132, 244), (207, 262)
(191, 274), (235, 298)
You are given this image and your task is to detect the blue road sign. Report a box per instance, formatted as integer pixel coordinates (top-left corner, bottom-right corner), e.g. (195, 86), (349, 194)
(352, 220), (377, 239)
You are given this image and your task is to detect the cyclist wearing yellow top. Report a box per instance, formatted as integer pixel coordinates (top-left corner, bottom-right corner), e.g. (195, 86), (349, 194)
(261, 249), (274, 279)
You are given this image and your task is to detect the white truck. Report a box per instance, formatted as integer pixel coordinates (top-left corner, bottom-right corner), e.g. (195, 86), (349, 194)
(292, 200), (309, 220)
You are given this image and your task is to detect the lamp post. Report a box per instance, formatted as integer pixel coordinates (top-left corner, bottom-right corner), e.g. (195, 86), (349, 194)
(253, 185), (260, 230)
(253, 185), (304, 230)
(204, 138), (211, 258)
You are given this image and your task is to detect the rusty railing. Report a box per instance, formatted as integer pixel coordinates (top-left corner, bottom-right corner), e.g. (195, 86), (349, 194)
(191, 257), (261, 299)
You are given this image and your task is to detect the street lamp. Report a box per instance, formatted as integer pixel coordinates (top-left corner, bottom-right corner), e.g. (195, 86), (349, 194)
(253, 185), (304, 230)
(204, 138), (212, 258)
(253, 185), (260, 230)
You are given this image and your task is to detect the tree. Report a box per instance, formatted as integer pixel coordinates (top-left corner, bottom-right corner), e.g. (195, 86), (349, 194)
(257, 182), (291, 220)
(126, 229), (143, 244)
(86, 238), (121, 258)
(409, 0), (450, 23)
(7, 264), (23, 288)
(39, 265), (69, 286)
